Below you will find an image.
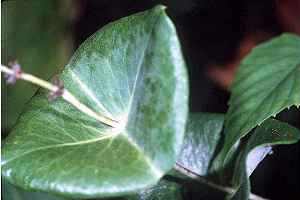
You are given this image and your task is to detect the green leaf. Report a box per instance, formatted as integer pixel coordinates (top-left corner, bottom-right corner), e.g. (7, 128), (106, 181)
(167, 113), (229, 199)
(3, 175), (183, 200)
(171, 113), (270, 188)
(1, 5), (188, 199)
(1, 0), (71, 131)
(168, 112), (272, 179)
(126, 180), (183, 200)
(170, 113), (294, 200)
(227, 119), (300, 200)
(174, 113), (224, 176)
(219, 33), (300, 162)
(2, 179), (67, 200)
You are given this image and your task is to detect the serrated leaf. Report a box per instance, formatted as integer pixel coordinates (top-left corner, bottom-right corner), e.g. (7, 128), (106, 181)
(219, 33), (300, 162)
(227, 119), (300, 200)
(1, 0), (71, 131)
(1, 5), (188, 198)
(174, 113), (224, 176)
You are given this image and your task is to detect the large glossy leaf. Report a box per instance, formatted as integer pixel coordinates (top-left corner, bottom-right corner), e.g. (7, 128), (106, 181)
(3, 178), (183, 200)
(1, 0), (71, 131)
(1, 5), (188, 198)
(227, 119), (300, 200)
(219, 33), (300, 162)
(175, 113), (224, 176)
(2, 180), (172, 200)
(2, 179), (67, 200)
(126, 180), (183, 200)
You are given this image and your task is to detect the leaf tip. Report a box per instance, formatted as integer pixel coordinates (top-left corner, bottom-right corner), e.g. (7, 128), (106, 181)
(154, 4), (167, 11)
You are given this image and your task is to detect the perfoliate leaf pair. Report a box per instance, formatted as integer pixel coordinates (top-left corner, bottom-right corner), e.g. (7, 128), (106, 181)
(2, 3), (300, 200)
(2, 5), (188, 198)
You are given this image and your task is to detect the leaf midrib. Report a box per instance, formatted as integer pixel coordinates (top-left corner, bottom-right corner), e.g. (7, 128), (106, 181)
(126, 13), (162, 119)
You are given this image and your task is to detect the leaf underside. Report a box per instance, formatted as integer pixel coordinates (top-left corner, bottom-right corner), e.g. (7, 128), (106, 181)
(228, 119), (300, 200)
(1, 5), (188, 198)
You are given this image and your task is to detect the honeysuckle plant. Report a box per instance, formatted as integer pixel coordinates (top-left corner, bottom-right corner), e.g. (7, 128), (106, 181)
(1, 5), (300, 200)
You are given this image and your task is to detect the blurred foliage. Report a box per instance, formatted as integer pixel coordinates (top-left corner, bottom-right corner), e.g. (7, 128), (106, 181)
(1, 0), (72, 132)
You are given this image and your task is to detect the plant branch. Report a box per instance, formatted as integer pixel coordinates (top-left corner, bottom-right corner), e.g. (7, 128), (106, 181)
(174, 163), (269, 200)
(1, 64), (119, 128)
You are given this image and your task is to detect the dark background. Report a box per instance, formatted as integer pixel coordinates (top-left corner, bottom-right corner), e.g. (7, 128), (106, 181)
(2, 0), (300, 199)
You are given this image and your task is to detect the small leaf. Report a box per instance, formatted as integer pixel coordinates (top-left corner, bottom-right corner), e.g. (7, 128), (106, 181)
(174, 113), (224, 176)
(227, 119), (300, 200)
(169, 112), (270, 178)
(219, 33), (300, 162)
(170, 113), (297, 200)
(1, 5), (188, 198)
